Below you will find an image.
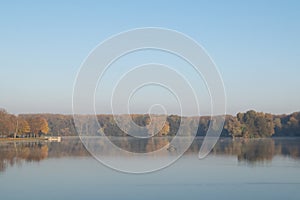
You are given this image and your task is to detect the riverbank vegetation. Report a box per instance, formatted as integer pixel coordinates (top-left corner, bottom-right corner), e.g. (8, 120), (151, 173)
(0, 108), (299, 138)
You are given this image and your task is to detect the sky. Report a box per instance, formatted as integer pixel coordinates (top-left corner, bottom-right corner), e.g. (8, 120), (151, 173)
(0, 0), (300, 115)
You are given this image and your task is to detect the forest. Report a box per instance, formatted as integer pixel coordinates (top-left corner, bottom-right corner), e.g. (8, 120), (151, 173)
(0, 108), (300, 138)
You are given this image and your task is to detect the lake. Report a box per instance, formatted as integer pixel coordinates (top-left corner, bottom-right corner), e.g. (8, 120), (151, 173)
(1, 137), (300, 200)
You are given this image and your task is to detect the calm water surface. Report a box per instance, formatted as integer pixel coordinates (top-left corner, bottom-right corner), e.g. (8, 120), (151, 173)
(0, 137), (300, 200)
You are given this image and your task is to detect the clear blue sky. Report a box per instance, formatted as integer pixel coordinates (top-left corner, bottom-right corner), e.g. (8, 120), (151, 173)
(0, 0), (299, 115)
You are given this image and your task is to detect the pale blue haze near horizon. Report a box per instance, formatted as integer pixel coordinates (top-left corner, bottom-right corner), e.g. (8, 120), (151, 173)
(0, 0), (300, 115)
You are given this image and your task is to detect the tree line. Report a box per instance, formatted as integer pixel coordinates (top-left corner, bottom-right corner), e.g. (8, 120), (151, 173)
(0, 108), (300, 138)
(0, 109), (49, 138)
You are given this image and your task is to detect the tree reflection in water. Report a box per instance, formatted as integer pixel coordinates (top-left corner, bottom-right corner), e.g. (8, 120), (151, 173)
(0, 137), (299, 172)
(0, 142), (48, 172)
(210, 138), (300, 163)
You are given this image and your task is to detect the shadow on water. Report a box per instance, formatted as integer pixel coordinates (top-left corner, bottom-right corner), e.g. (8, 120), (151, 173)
(0, 137), (300, 172)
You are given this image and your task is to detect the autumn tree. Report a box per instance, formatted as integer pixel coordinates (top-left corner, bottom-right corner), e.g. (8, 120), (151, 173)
(224, 116), (245, 137)
(147, 116), (170, 136)
(26, 117), (49, 137)
(16, 118), (31, 137)
(235, 110), (275, 138)
(43, 114), (77, 136)
(158, 121), (170, 136)
(277, 112), (300, 136)
(167, 115), (181, 136)
(0, 109), (16, 137)
(273, 117), (282, 133)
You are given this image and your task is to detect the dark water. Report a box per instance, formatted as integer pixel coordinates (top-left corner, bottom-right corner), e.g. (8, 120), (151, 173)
(1, 137), (300, 200)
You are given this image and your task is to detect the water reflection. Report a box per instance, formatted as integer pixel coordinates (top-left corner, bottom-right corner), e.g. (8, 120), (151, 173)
(0, 142), (48, 172)
(210, 138), (300, 163)
(0, 137), (300, 172)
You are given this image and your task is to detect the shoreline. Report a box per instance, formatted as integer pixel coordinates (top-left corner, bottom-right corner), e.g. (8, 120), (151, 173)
(1, 136), (299, 142)
(0, 137), (60, 142)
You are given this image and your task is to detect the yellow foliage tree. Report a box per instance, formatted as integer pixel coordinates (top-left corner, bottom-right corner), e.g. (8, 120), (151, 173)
(159, 122), (170, 136)
(27, 117), (49, 137)
(17, 118), (31, 136)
